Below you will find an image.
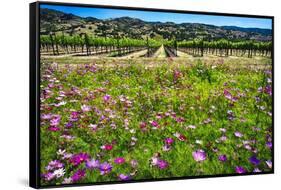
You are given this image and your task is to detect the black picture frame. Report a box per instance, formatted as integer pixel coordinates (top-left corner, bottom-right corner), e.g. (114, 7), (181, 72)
(30, 1), (274, 188)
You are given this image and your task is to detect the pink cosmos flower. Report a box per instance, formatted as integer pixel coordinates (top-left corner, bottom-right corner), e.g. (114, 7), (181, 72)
(86, 159), (100, 169)
(234, 131), (243, 138)
(150, 120), (159, 128)
(81, 105), (91, 112)
(114, 157), (125, 164)
(157, 160), (169, 169)
(192, 149), (207, 162)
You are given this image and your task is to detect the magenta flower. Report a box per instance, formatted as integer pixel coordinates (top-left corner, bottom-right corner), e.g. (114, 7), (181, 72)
(70, 153), (89, 166)
(165, 137), (174, 145)
(101, 144), (113, 151)
(103, 94), (111, 102)
(118, 174), (130, 181)
(235, 166), (246, 174)
(157, 160), (169, 169)
(150, 120), (159, 128)
(86, 159), (100, 169)
(192, 149), (207, 162)
(71, 169), (86, 182)
(48, 126), (60, 131)
(99, 162), (113, 175)
(218, 155), (227, 162)
(114, 157), (125, 164)
(249, 156), (260, 165)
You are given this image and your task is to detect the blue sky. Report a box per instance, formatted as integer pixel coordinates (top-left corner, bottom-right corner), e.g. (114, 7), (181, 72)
(41, 4), (272, 29)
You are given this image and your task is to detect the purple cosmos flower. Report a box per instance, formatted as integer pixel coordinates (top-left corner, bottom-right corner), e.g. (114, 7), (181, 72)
(86, 159), (100, 169)
(81, 105), (91, 112)
(99, 162), (113, 175)
(118, 174), (130, 181)
(50, 115), (61, 126)
(249, 156), (260, 165)
(157, 160), (169, 169)
(264, 85), (272, 96)
(165, 137), (174, 145)
(41, 113), (53, 120)
(71, 169), (86, 182)
(114, 157), (125, 164)
(235, 166), (246, 174)
(266, 141), (272, 149)
(103, 94), (111, 102)
(218, 155), (227, 162)
(42, 172), (55, 181)
(234, 131), (243, 138)
(192, 149), (207, 162)
(65, 122), (73, 128)
(70, 153), (89, 166)
(151, 156), (159, 166)
(70, 111), (79, 122)
(45, 160), (64, 171)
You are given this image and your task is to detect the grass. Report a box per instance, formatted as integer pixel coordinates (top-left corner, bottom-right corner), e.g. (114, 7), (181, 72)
(39, 57), (272, 186)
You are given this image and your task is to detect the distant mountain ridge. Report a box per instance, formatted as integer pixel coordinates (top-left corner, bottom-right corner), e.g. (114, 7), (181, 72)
(40, 8), (272, 42)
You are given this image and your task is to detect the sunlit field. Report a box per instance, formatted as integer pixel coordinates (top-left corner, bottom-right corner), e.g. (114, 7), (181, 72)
(40, 53), (272, 185)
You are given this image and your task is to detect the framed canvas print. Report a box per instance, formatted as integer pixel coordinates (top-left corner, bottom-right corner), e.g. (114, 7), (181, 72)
(29, 1), (274, 188)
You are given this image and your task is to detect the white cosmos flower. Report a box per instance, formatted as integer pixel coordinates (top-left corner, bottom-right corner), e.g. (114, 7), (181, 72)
(53, 168), (65, 178)
(57, 149), (66, 156)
